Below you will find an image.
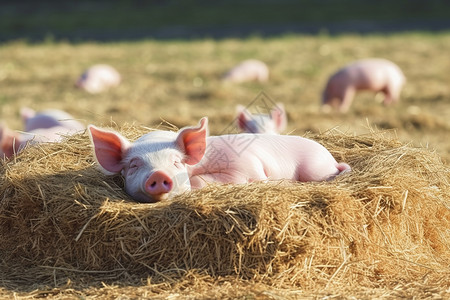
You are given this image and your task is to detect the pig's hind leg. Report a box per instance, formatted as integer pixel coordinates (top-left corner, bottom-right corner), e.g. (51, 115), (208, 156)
(297, 159), (351, 182)
(318, 162), (351, 182)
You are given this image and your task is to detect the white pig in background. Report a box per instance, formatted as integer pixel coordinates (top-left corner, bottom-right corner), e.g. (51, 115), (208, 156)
(88, 117), (350, 203)
(76, 64), (121, 94)
(0, 108), (85, 159)
(222, 59), (269, 83)
(20, 107), (85, 133)
(321, 58), (406, 113)
(236, 103), (287, 134)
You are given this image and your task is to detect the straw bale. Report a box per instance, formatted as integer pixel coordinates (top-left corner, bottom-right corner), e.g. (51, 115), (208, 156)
(0, 125), (449, 292)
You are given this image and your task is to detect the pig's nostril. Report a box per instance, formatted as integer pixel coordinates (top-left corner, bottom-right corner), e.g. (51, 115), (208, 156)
(150, 181), (157, 188)
(163, 180), (172, 189)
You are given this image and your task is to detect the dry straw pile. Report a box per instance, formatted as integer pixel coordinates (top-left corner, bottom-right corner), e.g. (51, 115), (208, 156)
(0, 124), (449, 297)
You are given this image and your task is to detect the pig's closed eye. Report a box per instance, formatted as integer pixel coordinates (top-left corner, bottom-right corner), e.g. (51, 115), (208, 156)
(174, 160), (183, 169)
(128, 160), (140, 175)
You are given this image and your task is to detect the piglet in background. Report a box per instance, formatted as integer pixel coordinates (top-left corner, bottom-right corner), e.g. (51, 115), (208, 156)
(0, 108), (85, 158)
(88, 117), (350, 203)
(21, 107), (85, 132)
(222, 59), (269, 83)
(76, 64), (121, 94)
(236, 103), (287, 134)
(322, 58), (406, 113)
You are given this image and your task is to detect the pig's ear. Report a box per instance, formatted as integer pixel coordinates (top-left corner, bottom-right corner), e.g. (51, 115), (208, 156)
(271, 103), (287, 133)
(176, 117), (208, 165)
(20, 107), (36, 123)
(236, 105), (252, 132)
(88, 125), (131, 174)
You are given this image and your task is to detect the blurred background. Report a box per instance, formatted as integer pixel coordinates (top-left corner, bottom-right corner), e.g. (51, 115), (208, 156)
(1, 0), (450, 161)
(2, 0), (450, 42)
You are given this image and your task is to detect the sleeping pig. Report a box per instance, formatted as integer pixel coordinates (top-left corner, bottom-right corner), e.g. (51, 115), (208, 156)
(0, 108), (85, 158)
(222, 59), (269, 83)
(88, 117), (350, 203)
(76, 64), (121, 94)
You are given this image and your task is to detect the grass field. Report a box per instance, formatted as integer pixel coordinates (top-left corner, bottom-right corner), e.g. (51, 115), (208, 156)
(1, 32), (450, 160)
(0, 1), (450, 299)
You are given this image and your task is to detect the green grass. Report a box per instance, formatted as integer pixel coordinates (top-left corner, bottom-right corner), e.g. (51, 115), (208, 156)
(1, 32), (450, 160)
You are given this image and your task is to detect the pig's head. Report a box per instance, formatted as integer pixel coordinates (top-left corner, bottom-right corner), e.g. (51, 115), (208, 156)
(75, 71), (103, 94)
(236, 103), (287, 134)
(88, 118), (208, 203)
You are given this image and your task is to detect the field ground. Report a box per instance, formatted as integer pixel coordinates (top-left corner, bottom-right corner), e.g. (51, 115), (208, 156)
(1, 30), (450, 298)
(1, 33), (450, 160)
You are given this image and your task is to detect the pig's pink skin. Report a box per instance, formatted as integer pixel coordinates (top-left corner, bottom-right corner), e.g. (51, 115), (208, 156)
(0, 124), (21, 158)
(188, 133), (350, 189)
(0, 124), (80, 158)
(20, 126), (78, 145)
(88, 118), (350, 203)
(76, 64), (121, 94)
(21, 108), (85, 132)
(236, 103), (287, 134)
(222, 59), (269, 83)
(322, 58), (406, 113)
(0, 109), (85, 159)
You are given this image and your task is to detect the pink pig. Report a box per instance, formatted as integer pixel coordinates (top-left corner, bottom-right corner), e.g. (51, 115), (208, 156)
(236, 103), (287, 134)
(0, 108), (85, 158)
(222, 59), (269, 83)
(322, 58), (406, 113)
(88, 117), (350, 203)
(20, 107), (85, 132)
(76, 64), (121, 94)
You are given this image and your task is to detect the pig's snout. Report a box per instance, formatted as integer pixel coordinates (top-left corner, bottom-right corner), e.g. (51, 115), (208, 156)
(145, 170), (173, 200)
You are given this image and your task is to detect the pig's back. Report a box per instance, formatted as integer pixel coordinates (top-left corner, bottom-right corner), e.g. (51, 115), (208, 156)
(25, 110), (85, 132)
(349, 59), (404, 87)
(197, 134), (338, 182)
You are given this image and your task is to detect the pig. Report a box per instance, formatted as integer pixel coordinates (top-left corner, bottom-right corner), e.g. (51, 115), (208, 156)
(88, 117), (350, 203)
(0, 124), (80, 158)
(0, 108), (85, 159)
(222, 59), (269, 83)
(75, 64), (121, 94)
(321, 58), (406, 113)
(236, 103), (287, 134)
(20, 107), (85, 133)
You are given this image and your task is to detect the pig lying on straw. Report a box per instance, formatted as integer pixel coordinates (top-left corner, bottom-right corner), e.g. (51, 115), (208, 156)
(88, 117), (350, 203)
(0, 108), (85, 159)
(75, 64), (121, 94)
(222, 59), (269, 83)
